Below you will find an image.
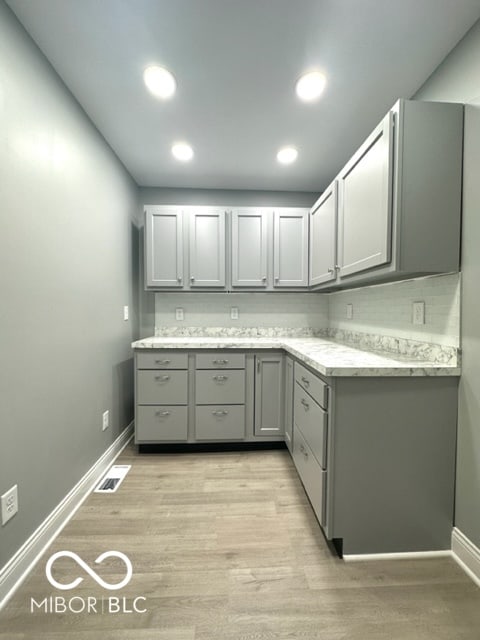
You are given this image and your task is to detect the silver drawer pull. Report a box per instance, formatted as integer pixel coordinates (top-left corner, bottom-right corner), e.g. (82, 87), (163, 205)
(155, 359), (171, 365)
(155, 375), (171, 381)
(301, 398), (310, 410)
(213, 375), (228, 382)
(156, 410), (171, 416)
(212, 410), (229, 416)
(300, 444), (308, 459)
(301, 376), (310, 386)
(213, 359), (229, 365)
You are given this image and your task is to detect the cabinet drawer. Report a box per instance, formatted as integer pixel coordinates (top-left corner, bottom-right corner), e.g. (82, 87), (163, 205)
(294, 382), (328, 469)
(295, 362), (328, 409)
(195, 370), (245, 404)
(195, 405), (245, 440)
(136, 406), (187, 442)
(196, 353), (245, 369)
(136, 352), (188, 370)
(137, 370), (188, 405)
(292, 428), (327, 528)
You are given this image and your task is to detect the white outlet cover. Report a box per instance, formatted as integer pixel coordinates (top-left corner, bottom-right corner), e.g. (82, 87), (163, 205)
(1, 484), (18, 526)
(102, 410), (109, 431)
(175, 307), (184, 321)
(346, 303), (353, 320)
(123, 305), (129, 321)
(231, 307), (239, 320)
(412, 301), (425, 325)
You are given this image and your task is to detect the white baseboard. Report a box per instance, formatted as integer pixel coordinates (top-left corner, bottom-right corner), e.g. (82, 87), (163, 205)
(452, 527), (480, 588)
(0, 424), (134, 610)
(344, 550), (452, 562)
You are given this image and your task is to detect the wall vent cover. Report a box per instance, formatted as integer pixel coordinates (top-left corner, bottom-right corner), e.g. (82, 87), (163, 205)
(94, 465), (131, 493)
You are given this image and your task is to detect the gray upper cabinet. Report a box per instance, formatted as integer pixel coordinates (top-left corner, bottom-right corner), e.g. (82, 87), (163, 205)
(309, 181), (337, 286)
(337, 111), (393, 278)
(145, 206), (184, 288)
(231, 208), (269, 288)
(189, 208), (226, 288)
(310, 99), (463, 290)
(254, 353), (284, 436)
(273, 209), (309, 287)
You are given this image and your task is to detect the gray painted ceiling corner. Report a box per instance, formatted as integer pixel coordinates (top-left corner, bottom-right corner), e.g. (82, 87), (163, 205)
(5, 0), (480, 192)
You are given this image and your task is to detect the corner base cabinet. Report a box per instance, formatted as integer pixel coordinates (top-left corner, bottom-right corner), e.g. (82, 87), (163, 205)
(291, 360), (458, 555)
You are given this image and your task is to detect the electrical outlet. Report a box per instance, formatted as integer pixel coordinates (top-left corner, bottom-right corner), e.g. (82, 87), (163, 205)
(175, 307), (184, 321)
(346, 303), (353, 320)
(102, 410), (109, 431)
(230, 307), (239, 320)
(1, 485), (18, 526)
(412, 301), (425, 325)
(123, 305), (129, 321)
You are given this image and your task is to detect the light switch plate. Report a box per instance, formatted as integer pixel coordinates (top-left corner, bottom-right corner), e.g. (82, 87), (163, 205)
(412, 301), (425, 325)
(230, 307), (239, 320)
(175, 307), (184, 321)
(123, 305), (129, 321)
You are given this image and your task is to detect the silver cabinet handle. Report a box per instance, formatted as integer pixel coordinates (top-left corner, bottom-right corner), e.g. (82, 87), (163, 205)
(262, 276), (267, 282)
(327, 268), (334, 274)
(257, 359), (261, 374)
(190, 276), (195, 282)
(155, 375), (170, 381)
(155, 359), (171, 365)
(213, 359), (229, 365)
(275, 276), (279, 282)
(177, 277), (182, 283)
(156, 410), (171, 416)
(212, 410), (229, 416)
(301, 398), (310, 410)
(301, 376), (310, 387)
(213, 375), (228, 381)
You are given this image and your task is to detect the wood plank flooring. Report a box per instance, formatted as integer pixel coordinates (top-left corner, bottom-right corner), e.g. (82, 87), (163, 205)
(1, 442), (480, 639)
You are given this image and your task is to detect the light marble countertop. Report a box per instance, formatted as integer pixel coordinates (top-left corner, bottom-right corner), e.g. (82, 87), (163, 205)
(131, 336), (461, 377)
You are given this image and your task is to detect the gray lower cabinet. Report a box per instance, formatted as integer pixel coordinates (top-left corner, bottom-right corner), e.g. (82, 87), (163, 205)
(254, 353), (285, 436)
(289, 359), (458, 555)
(135, 350), (285, 444)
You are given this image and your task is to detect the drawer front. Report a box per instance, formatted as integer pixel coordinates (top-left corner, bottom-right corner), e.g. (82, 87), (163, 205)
(196, 353), (245, 369)
(294, 382), (328, 468)
(195, 405), (245, 440)
(292, 428), (327, 528)
(136, 406), (188, 442)
(295, 362), (328, 409)
(137, 370), (188, 405)
(136, 352), (188, 370)
(195, 370), (245, 405)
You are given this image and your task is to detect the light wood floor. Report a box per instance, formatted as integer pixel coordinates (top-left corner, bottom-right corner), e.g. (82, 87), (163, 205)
(2, 442), (480, 639)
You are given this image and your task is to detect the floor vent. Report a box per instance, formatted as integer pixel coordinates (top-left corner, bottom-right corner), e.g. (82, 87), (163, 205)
(94, 464), (131, 493)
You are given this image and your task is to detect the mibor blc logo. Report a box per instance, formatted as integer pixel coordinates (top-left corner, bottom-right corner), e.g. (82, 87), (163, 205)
(30, 550), (147, 614)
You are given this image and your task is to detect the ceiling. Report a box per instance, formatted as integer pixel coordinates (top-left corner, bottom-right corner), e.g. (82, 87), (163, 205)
(6, 0), (480, 192)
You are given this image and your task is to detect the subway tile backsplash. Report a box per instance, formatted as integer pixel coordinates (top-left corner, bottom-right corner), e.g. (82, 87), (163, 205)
(154, 273), (460, 350)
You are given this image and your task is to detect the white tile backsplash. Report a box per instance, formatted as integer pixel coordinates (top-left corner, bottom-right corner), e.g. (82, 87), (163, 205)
(327, 273), (460, 348)
(154, 273), (460, 350)
(155, 292), (329, 329)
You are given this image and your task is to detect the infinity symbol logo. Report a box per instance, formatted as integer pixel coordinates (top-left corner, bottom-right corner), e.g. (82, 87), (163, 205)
(45, 551), (133, 591)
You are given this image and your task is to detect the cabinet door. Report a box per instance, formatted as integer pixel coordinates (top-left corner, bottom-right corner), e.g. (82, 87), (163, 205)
(337, 111), (393, 278)
(284, 356), (294, 452)
(145, 206), (184, 288)
(309, 182), (337, 286)
(273, 209), (309, 287)
(231, 209), (269, 288)
(189, 208), (226, 287)
(254, 354), (284, 436)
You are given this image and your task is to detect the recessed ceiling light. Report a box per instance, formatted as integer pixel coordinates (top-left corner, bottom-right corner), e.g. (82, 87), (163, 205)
(295, 71), (327, 102)
(277, 147), (298, 165)
(143, 66), (176, 99)
(172, 142), (194, 162)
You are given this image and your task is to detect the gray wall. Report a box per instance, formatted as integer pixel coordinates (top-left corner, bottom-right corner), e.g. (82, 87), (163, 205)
(415, 18), (480, 547)
(0, 1), (140, 569)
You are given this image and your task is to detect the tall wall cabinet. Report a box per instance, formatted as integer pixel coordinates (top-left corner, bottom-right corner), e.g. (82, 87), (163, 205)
(309, 99), (463, 289)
